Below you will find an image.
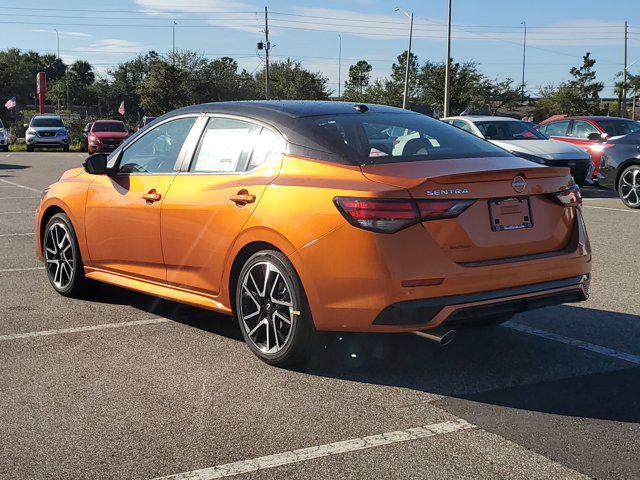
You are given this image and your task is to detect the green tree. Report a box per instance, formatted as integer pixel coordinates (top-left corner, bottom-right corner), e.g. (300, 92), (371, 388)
(342, 60), (372, 101)
(255, 59), (330, 100)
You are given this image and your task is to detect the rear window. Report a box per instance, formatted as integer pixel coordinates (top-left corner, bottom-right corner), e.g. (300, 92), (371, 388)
(31, 117), (63, 128)
(309, 113), (511, 164)
(93, 122), (126, 133)
(475, 120), (546, 140)
(598, 119), (640, 137)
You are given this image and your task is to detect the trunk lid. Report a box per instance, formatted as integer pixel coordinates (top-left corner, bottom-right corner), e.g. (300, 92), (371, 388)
(361, 157), (577, 264)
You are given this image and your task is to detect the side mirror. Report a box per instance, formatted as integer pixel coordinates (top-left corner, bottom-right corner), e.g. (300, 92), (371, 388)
(83, 153), (109, 175)
(128, 129), (134, 134)
(587, 132), (603, 142)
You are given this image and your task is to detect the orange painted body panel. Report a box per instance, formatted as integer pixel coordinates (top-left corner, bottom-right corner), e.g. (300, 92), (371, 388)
(37, 151), (591, 333)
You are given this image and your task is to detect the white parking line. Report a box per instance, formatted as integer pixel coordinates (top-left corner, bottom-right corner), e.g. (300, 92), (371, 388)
(0, 232), (35, 237)
(151, 419), (475, 480)
(504, 322), (640, 365)
(0, 266), (44, 273)
(0, 317), (171, 342)
(582, 205), (639, 213)
(0, 178), (41, 193)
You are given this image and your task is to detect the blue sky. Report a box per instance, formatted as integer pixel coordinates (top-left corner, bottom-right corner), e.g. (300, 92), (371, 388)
(1, 0), (639, 97)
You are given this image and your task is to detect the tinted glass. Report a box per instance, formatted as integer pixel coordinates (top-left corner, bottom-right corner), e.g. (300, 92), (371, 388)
(309, 113), (510, 164)
(118, 117), (196, 174)
(571, 120), (600, 139)
(31, 117), (63, 128)
(545, 120), (570, 137)
(609, 131), (640, 144)
(452, 120), (476, 135)
(191, 118), (261, 173)
(93, 122), (126, 133)
(598, 119), (640, 137)
(475, 120), (546, 140)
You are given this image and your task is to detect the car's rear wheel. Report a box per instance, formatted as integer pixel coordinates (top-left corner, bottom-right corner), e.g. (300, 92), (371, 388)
(235, 250), (315, 367)
(43, 213), (87, 297)
(618, 165), (640, 209)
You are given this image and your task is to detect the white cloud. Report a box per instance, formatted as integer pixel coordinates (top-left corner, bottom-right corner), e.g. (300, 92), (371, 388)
(31, 29), (92, 39)
(80, 39), (149, 54)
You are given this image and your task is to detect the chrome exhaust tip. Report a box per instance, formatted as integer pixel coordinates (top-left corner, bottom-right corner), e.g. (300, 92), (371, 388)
(414, 329), (456, 346)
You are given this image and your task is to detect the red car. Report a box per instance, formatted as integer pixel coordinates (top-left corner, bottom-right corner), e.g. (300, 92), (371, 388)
(537, 116), (640, 179)
(83, 120), (130, 154)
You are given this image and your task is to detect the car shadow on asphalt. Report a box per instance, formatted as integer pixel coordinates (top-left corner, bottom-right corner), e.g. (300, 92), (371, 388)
(81, 280), (640, 423)
(0, 163), (30, 171)
(581, 185), (619, 199)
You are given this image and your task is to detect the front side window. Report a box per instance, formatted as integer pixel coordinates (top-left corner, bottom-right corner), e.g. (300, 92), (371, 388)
(545, 120), (570, 137)
(309, 113), (511, 164)
(118, 116), (196, 174)
(190, 117), (276, 173)
(475, 120), (546, 140)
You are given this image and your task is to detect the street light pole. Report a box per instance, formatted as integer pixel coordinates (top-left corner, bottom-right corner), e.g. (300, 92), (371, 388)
(395, 7), (413, 110)
(338, 34), (342, 99)
(443, 0), (452, 117)
(521, 20), (527, 102)
(54, 29), (60, 112)
(172, 21), (177, 57)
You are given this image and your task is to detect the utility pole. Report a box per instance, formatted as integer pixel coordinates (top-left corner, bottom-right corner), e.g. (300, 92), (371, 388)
(54, 29), (60, 113)
(172, 21), (177, 57)
(264, 6), (271, 100)
(633, 89), (637, 120)
(622, 20), (628, 117)
(394, 7), (413, 109)
(338, 34), (342, 99)
(521, 20), (527, 103)
(443, 0), (452, 117)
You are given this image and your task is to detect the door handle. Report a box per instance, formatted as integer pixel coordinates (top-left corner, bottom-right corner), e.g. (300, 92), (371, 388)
(141, 191), (162, 203)
(229, 192), (256, 206)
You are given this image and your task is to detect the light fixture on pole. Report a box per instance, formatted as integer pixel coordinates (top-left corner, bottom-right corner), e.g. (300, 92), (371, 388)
(394, 7), (413, 109)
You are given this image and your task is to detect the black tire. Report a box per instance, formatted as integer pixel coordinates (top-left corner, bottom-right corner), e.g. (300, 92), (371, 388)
(26, 145), (34, 152)
(235, 250), (315, 367)
(1, 146), (7, 152)
(63, 145), (70, 152)
(43, 213), (87, 297)
(618, 164), (640, 209)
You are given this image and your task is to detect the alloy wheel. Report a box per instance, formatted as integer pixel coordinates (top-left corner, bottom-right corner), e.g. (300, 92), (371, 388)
(45, 222), (75, 290)
(620, 167), (640, 208)
(239, 261), (295, 354)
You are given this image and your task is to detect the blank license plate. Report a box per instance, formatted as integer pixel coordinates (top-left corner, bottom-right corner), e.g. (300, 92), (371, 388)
(489, 197), (533, 231)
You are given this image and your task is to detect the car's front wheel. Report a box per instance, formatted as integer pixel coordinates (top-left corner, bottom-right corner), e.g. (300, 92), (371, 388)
(235, 250), (315, 367)
(43, 213), (87, 296)
(618, 165), (640, 209)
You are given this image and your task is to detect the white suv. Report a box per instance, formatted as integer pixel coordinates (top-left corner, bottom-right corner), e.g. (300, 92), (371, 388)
(0, 119), (8, 152)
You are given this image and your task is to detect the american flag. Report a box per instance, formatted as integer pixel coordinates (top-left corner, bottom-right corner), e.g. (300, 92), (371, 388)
(4, 96), (16, 110)
(118, 100), (125, 116)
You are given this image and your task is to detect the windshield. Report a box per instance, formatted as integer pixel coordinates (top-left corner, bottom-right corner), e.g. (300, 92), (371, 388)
(93, 122), (126, 133)
(31, 117), (63, 128)
(309, 112), (511, 164)
(598, 119), (640, 137)
(475, 120), (547, 140)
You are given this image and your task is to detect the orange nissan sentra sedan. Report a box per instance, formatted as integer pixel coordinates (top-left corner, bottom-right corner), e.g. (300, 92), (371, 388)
(36, 101), (591, 366)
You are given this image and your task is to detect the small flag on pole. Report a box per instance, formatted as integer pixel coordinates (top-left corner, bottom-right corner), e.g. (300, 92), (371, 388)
(4, 96), (16, 110)
(118, 100), (125, 116)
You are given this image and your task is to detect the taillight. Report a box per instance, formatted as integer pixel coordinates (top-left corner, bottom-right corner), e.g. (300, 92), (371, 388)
(334, 197), (474, 233)
(553, 185), (582, 207)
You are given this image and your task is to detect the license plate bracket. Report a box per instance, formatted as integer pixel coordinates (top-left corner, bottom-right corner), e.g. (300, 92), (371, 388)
(488, 197), (533, 232)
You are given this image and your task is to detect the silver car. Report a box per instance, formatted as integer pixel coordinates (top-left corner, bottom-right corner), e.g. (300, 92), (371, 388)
(25, 115), (69, 152)
(0, 119), (8, 152)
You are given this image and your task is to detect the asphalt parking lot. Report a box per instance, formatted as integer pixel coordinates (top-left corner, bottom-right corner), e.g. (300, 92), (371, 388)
(1, 152), (639, 480)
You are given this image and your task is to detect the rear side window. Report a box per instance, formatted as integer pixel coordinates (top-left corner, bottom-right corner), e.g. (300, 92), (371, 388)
(545, 120), (570, 137)
(309, 113), (510, 164)
(452, 120), (476, 135)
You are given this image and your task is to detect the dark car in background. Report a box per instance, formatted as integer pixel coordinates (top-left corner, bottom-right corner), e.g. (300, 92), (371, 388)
(599, 132), (640, 209)
(537, 116), (640, 180)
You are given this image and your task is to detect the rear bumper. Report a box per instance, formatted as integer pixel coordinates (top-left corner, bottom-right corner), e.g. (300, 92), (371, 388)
(373, 275), (589, 328)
